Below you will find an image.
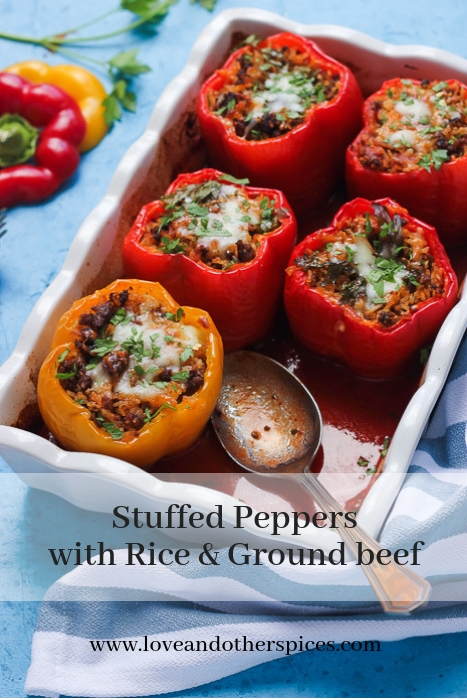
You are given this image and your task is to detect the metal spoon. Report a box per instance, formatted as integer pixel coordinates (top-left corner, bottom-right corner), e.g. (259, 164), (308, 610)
(212, 350), (431, 614)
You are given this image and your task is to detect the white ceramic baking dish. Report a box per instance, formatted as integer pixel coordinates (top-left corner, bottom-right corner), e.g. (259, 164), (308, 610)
(1, 8), (466, 553)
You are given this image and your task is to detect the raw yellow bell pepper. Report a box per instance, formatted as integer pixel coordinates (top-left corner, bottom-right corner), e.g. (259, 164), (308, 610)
(5, 60), (108, 152)
(37, 280), (224, 468)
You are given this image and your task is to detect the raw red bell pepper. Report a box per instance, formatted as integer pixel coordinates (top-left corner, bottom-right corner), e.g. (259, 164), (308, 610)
(122, 168), (297, 352)
(284, 197), (458, 379)
(0, 72), (86, 207)
(196, 32), (363, 215)
(346, 77), (467, 247)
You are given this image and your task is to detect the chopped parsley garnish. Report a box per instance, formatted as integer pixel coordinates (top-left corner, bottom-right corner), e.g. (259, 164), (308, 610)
(96, 416), (124, 441)
(110, 308), (130, 326)
(418, 149), (449, 172)
(143, 402), (177, 424)
(380, 437), (390, 458)
(165, 308), (183, 322)
(55, 364), (77, 380)
(57, 348), (69, 363)
(180, 346), (193, 363)
(220, 174), (250, 185)
(171, 370), (190, 382)
(92, 338), (119, 357)
(85, 357), (101, 370)
(160, 236), (185, 254)
(149, 333), (161, 359)
(154, 381), (169, 389)
(432, 81), (448, 93)
(186, 203), (210, 217)
(121, 328), (145, 362)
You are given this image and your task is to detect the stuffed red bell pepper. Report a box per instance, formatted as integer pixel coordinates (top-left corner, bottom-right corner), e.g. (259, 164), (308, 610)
(346, 77), (467, 247)
(0, 72), (86, 207)
(122, 168), (297, 352)
(284, 197), (458, 379)
(196, 32), (363, 214)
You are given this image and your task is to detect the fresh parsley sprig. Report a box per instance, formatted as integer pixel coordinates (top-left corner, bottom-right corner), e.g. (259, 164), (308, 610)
(0, 0), (218, 128)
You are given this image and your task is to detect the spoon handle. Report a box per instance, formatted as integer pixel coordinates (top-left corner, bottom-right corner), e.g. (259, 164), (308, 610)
(297, 473), (431, 614)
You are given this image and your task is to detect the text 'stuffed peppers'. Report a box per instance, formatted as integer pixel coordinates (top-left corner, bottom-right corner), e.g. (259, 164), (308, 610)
(0, 72), (86, 207)
(37, 280), (224, 468)
(122, 168), (297, 352)
(346, 77), (467, 246)
(5, 61), (108, 152)
(196, 32), (363, 214)
(284, 198), (458, 379)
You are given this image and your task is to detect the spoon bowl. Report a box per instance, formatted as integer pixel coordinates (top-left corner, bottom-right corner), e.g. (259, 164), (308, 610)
(212, 351), (322, 474)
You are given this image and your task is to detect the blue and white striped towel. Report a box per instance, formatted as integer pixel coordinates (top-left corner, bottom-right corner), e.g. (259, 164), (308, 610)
(25, 338), (467, 697)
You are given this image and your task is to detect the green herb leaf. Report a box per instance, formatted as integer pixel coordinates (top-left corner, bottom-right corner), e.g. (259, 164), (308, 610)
(101, 421), (124, 440)
(57, 348), (70, 363)
(122, 0), (176, 22)
(432, 149), (449, 170)
(171, 369), (190, 382)
(86, 357), (101, 370)
(165, 308), (183, 322)
(186, 203), (209, 217)
(432, 81), (448, 93)
(143, 402), (178, 423)
(160, 236), (185, 254)
(180, 346), (193, 363)
(102, 92), (122, 127)
(55, 365), (78, 380)
(190, 0), (217, 9)
(220, 174), (250, 185)
(110, 308), (127, 325)
(380, 437), (390, 457)
(92, 338), (119, 357)
(109, 49), (151, 77)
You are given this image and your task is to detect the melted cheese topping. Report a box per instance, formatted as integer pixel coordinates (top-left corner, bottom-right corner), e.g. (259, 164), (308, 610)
(89, 309), (202, 400)
(329, 237), (409, 309)
(251, 71), (310, 117)
(394, 98), (431, 123)
(176, 185), (260, 255)
(354, 79), (467, 173)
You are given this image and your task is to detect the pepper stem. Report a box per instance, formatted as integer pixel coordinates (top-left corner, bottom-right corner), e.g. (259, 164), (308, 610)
(0, 114), (38, 168)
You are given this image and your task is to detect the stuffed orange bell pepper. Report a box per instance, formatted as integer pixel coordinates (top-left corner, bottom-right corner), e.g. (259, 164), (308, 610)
(37, 280), (223, 468)
(5, 60), (108, 152)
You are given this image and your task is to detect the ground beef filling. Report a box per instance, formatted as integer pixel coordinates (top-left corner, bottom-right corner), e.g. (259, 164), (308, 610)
(207, 43), (340, 141)
(288, 203), (446, 327)
(354, 79), (467, 173)
(55, 289), (207, 440)
(140, 179), (286, 271)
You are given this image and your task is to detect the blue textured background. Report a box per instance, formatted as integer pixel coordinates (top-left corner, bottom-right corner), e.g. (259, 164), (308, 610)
(1, 0), (467, 696)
